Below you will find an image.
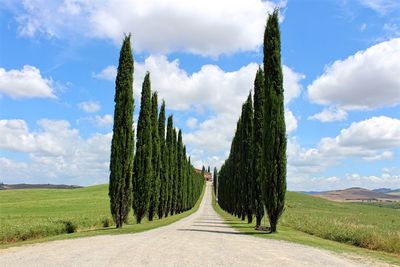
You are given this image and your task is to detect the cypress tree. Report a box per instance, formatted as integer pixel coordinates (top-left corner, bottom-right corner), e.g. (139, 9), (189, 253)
(241, 93), (254, 223)
(182, 146), (189, 211)
(109, 34), (134, 228)
(157, 100), (166, 219)
(176, 130), (183, 213)
(253, 67), (265, 227)
(133, 72), (153, 224)
(170, 128), (178, 215)
(148, 92), (161, 221)
(263, 9), (287, 233)
(164, 115), (174, 217)
(213, 167), (217, 197)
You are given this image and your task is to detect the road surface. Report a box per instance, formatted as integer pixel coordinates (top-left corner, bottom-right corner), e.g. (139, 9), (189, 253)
(0, 183), (392, 267)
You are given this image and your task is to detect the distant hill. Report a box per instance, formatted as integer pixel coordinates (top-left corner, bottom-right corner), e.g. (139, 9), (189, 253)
(0, 183), (83, 190)
(313, 187), (400, 202)
(372, 188), (400, 194)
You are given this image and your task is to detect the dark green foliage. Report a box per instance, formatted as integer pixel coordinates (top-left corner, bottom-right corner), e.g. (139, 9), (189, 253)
(253, 67), (265, 227)
(263, 9), (287, 232)
(217, 94), (254, 223)
(164, 115), (174, 217)
(241, 93), (254, 223)
(182, 146), (188, 211)
(217, 10), (286, 232)
(133, 72), (153, 224)
(148, 92), (161, 221)
(176, 130), (183, 213)
(170, 128), (178, 215)
(109, 34), (134, 228)
(213, 167), (217, 196)
(157, 100), (167, 219)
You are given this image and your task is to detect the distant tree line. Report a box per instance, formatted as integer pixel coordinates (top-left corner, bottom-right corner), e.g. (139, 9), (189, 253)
(109, 34), (204, 228)
(217, 10), (286, 232)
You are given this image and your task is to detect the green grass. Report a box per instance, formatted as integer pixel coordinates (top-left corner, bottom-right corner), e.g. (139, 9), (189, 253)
(282, 192), (400, 254)
(0, 184), (205, 248)
(212, 192), (400, 266)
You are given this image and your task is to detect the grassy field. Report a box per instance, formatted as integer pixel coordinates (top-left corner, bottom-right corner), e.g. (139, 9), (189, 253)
(282, 192), (400, 254)
(212, 192), (400, 265)
(0, 184), (205, 247)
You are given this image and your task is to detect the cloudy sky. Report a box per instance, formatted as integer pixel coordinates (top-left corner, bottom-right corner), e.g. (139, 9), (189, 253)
(0, 0), (399, 190)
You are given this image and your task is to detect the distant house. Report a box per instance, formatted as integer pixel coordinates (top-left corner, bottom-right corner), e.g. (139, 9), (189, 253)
(195, 168), (213, 182)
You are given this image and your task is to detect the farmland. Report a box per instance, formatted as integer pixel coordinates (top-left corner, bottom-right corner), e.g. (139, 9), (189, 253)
(0, 184), (204, 245)
(213, 191), (400, 260)
(282, 192), (400, 254)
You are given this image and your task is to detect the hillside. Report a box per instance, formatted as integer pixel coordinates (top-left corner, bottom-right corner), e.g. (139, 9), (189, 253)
(314, 187), (400, 202)
(282, 192), (400, 254)
(0, 183), (83, 190)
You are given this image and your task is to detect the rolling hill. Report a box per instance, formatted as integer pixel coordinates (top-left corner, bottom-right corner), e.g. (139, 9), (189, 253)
(314, 187), (400, 202)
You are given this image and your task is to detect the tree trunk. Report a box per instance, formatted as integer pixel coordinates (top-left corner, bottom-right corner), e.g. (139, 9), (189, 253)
(256, 215), (262, 227)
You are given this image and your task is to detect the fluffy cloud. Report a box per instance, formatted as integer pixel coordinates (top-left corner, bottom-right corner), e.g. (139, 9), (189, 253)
(93, 65), (117, 81)
(288, 116), (400, 178)
(186, 117), (198, 129)
(94, 114), (113, 128)
(0, 65), (55, 99)
(308, 107), (348, 122)
(12, 0), (284, 57)
(129, 56), (303, 167)
(0, 119), (111, 185)
(78, 101), (101, 113)
(308, 38), (400, 120)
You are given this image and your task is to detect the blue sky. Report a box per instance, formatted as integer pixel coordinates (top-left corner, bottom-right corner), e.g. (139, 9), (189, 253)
(0, 0), (399, 190)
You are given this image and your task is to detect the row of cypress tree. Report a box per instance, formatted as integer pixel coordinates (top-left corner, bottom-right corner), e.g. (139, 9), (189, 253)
(109, 34), (204, 228)
(217, 10), (286, 233)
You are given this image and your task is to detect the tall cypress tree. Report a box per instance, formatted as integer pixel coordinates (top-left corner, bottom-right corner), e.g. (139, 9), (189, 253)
(157, 100), (167, 219)
(148, 92), (161, 221)
(241, 93), (254, 223)
(182, 146), (188, 211)
(133, 72), (153, 224)
(164, 115), (174, 217)
(213, 167), (217, 197)
(176, 130), (183, 213)
(109, 34), (134, 228)
(170, 128), (178, 215)
(263, 9), (287, 232)
(253, 67), (265, 227)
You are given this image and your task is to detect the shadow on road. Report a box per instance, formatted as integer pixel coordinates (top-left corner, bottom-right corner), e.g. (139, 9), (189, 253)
(177, 228), (270, 235)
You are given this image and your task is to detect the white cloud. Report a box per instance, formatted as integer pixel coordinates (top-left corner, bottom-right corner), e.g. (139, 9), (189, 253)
(0, 119), (111, 185)
(130, 56), (303, 167)
(0, 65), (55, 99)
(94, 114), (113, 128)
(78, 101), (101, 113)
(285, 110), (298, 134)
(186, 117), (198, 129)
(12, 0), (285, 57)
(308, 38), (400, 120)
(287, 116), (400, 179)
(308, 107), (348, 122)
(359, 0), (400, 14)
(282, 65), (304, 104)
(93, 65), (117, 81)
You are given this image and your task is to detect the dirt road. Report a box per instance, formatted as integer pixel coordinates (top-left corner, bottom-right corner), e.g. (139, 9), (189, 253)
(0, 183), (392, 266)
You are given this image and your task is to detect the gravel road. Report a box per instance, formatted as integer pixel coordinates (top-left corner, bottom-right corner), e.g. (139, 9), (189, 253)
(0, 183), (393, 267)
